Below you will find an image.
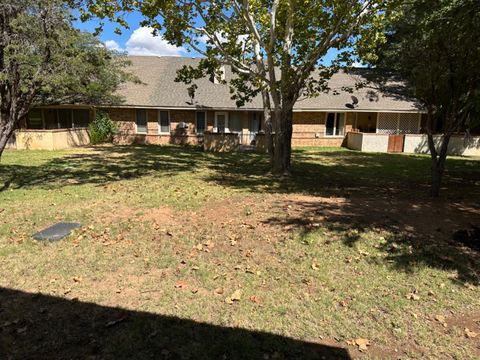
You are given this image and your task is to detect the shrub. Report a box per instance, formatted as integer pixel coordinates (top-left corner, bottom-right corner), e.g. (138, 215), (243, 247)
(89, 111), (118, 144)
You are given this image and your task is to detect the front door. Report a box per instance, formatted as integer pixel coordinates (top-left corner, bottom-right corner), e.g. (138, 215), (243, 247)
(388, 134), (405, 152)
(215, 112), (229, 133)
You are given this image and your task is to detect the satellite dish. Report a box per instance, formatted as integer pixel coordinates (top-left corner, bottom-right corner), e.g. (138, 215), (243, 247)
(351, 96), (359, 105)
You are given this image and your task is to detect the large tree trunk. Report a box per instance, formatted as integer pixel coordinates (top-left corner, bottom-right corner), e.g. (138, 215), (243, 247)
(272, 105), (293, 175)
(0, 132), (11, 159)
(261, 90), (274, 164)
(0, 123), (13, 161)
(427, 132), (451, 197)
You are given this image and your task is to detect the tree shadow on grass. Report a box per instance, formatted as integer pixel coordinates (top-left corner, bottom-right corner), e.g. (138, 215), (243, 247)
(0, 287), (351, 359)
(0, 146), (207, 190)
(263, 196), (480, 285)
(203, 148), (480, 201)
(1, 146), (478, 201)
(1, 145), (479, 284)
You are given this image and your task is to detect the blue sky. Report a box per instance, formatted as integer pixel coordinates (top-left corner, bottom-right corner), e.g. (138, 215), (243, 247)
(74, 11), (342, 64)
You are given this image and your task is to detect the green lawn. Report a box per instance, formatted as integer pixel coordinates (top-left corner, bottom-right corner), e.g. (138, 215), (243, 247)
(0, 145), (479, 359)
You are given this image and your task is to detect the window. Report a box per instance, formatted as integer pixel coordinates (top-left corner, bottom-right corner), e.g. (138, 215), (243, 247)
(158, 111), (170, 133)
(58, 109), (72, 128)
(230, 113), (242, 133)
(325, 113), (345, 136)
(249, 113), (262, 133)
(196, 112), (206, 134)
(27, 109), (90, 129)
(136, 109), (147, 133)
(73, 109), (90, 128)
(215, 112), (228, 133)
(43, 109), (57, 129)
(27, 109), (43, 129)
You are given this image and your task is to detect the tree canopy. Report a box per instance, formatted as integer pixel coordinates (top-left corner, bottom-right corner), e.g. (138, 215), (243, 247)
(78, 0), (391, 173)
(0, 0), (133, 157)
(372, 0), (480, 196)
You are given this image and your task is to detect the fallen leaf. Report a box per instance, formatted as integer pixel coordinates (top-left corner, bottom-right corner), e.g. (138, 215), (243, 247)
(250, 295), (261, 304)
(174, 280), (188, 289)
(214, 287), (225, 295)
(311, 262), (320, 271)
(225, 289), (242, 304)
(405, 292), (420, 301)
(339, 300), (349, 310)
(204, 240), (215, 248)
(465, 328), (478, 338)
(434, 314), (447, 328)
(354, 338), (370, 351)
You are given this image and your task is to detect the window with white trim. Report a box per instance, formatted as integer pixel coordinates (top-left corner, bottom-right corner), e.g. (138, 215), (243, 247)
(325, 113), (345, 136)
(196, 111), (206, 134)
(158, 111), (170, 133)
(136, 109), (147, 133)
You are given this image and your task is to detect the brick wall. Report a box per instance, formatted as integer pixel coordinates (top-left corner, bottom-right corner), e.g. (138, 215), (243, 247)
(291, 111), (352, 147)
(107, 108), (354, 147)
(108, 108), (202, 145)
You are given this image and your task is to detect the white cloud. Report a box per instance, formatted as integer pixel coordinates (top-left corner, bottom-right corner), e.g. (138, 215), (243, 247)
(104, 40), (122, 52)
(104, 27), (185, 56)
(126, 27), (185, 56)
(352, 61), (366, 68)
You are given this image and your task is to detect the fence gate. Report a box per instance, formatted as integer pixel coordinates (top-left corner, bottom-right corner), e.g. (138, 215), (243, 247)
(388, 134), (405, 152)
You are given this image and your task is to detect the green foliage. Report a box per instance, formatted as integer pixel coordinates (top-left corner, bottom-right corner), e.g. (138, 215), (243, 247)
(0, 0), (137, 156)
(369, 0), (480, 196)
(373, 0), (480, 133)
(1, 1), (133, 107)
(76, 0), (394, 173)
(88, 111), (118, 144)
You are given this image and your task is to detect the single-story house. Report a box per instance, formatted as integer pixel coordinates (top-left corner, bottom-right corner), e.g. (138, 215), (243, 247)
(8, 56), (480, 155)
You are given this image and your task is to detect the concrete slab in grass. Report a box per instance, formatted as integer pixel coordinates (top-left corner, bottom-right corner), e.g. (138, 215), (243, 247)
(32, 222), (81, 242)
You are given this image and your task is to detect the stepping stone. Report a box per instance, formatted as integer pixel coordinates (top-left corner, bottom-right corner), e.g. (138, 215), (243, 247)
(32, 222), (81, 242)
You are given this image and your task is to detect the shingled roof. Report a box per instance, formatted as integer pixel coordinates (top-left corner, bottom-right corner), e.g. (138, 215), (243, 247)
(115, 56), (422, 112)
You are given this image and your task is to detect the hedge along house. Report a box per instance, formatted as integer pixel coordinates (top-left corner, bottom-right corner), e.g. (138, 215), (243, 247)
(11, 56), (480, 155)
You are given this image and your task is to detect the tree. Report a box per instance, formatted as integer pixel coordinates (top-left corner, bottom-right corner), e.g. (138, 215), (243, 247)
(0, 0), (132, 159)
(79, 0), (389, 174)
(371, 0), (480, 197)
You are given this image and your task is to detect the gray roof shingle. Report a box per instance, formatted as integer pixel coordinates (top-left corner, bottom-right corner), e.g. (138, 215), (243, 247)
(115, 56), (422, 112)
